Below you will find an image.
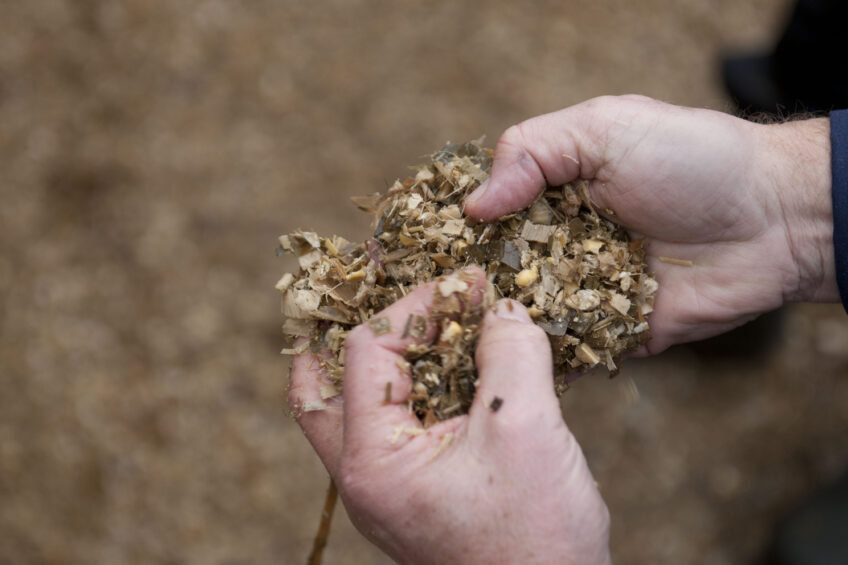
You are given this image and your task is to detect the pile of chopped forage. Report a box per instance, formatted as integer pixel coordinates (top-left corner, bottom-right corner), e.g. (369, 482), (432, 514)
(279, 140), (657, 425)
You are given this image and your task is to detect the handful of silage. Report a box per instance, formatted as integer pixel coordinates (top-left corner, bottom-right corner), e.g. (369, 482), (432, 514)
(279, 140), (656, 426)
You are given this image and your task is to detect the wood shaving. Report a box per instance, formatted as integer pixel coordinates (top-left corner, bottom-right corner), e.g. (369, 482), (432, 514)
(319, 384), (340, 400)
(278, 140), (657, 424)
(280, 342), (310, 355)
(658, 256), (694, 267)
(390, 426), (425, 444)
(429, 432), (455, 460)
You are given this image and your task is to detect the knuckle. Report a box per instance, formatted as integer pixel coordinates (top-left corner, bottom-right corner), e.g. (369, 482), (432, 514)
(499, 123), (524, 148)
(582, 95), (617, 112)
(617, 93), (651, 103)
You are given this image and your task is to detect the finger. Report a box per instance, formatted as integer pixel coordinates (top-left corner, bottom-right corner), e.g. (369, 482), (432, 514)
(467, 300), (562, 435)
(343, 267), (488, 441)
(288, 343), (344, 477)
(464, 101), (609, 221)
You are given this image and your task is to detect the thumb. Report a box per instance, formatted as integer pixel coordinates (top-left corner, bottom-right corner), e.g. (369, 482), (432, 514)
(463, 108), (598, 221)
(463, 95), (657, 221)
(468, 299), (561, 428)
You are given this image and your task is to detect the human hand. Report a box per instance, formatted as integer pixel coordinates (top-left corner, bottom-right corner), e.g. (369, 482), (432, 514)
(464, 95), (837, 353)
(289, 268), (611, 565)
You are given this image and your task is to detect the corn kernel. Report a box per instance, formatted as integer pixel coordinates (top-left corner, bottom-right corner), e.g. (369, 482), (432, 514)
(515, 268), (538, 287)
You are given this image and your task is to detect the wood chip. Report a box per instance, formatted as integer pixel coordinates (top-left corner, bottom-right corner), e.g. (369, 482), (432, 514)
(320, 384), (340, 399)
(659, 256), (694, 267)
(280, 341), (310, 355)
(275, 273), (295, 292)
(489, 396), (503, 412)
(575, 342), (601, 366)
(609, 293), (632, 316)
(437, 278), (469, 297)
(520, 220), (557, 243)
(368, 317), (392, 335)
(302, 400), (328, 413)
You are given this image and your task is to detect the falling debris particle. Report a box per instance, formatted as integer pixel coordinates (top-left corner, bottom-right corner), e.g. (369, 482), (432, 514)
(307, 480), (338, 565)
(489, 396), (503, 412)
(278, 140), (656, 424)
(383, 382), (392, 404)
(658, 256), (694, 267)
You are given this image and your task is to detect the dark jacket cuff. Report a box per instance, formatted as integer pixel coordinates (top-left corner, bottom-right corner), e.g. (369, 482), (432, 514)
(832, 109), (848, 313)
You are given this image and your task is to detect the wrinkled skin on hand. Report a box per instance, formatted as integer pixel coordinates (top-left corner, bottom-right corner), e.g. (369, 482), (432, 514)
(290, 268), (611, 565)
(465, 95), (836, 353)
(290, 95), (837, 564)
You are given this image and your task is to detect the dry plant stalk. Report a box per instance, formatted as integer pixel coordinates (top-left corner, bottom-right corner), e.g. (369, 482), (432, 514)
(307, 479), (338, 565)
(279, 140), (656, 426)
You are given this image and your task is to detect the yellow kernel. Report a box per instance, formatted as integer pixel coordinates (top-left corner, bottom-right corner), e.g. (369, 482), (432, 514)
(515, 269), (538, 287)
(345, 269), (366, 281)
(440, 321), (463, 342)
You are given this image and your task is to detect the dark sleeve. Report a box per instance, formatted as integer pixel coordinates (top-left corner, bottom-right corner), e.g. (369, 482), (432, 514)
(832, 109), (848, 313)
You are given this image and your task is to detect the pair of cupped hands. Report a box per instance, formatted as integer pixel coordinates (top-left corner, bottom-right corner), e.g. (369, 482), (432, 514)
(290, 95), (836, 564)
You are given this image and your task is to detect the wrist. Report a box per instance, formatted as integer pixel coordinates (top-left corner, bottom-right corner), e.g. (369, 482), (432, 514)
(756, 118), (838, 303)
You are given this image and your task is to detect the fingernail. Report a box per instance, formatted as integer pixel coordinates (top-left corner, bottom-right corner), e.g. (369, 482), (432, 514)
(493, 299), (531, 323)
(464, 180), (489, 208)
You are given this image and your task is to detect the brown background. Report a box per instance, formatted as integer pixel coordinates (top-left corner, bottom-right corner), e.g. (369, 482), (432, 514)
(2, 1), (847, 563)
